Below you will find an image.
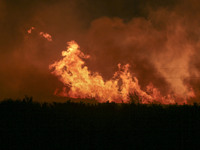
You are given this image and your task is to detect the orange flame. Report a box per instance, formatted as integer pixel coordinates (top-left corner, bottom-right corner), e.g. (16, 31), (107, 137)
(49, 41), (195, 104)
(39, 32), (52, 41)
(27, 27), (35, 34)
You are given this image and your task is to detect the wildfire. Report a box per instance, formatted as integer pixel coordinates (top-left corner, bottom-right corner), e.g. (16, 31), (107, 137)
(49, 41), (195, 104)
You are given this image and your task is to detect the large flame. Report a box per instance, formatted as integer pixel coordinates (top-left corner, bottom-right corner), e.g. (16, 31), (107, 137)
(49, 41), (195, 104)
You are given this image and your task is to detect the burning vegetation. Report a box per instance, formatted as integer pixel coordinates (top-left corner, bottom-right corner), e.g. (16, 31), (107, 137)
(1, 0), (200, 104)
(49, 41), (195, 104)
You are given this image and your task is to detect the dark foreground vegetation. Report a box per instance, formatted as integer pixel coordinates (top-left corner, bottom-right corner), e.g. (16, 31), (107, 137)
(1, 97), (200, 149)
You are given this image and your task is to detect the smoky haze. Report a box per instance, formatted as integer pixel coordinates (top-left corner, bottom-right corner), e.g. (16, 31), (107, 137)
(0, 0), (200, 103)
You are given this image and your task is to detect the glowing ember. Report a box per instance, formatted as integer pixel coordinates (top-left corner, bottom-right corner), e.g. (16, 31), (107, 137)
(27, 27), (35, 34)
(39, 32), (52, 41)
(49, 41), (195, 104)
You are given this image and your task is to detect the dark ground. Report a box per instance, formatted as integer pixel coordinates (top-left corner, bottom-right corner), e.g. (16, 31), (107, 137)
(0, 97), (200, 149)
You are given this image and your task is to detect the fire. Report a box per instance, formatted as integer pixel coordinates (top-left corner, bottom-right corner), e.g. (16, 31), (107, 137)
(39, 32), (52, 41)
(49, 41), (195, 104)
(27, 27), (35, 34)
(27, 27), (52, 42)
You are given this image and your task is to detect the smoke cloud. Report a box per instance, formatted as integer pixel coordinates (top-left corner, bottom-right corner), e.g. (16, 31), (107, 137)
(1, 0), (200, 103)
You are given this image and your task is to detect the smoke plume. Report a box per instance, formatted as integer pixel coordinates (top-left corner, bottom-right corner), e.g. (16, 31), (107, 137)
(1, 0), (200, 103)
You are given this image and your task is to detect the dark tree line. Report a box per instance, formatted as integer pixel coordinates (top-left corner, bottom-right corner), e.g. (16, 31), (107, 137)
(0, 97), (200, 149)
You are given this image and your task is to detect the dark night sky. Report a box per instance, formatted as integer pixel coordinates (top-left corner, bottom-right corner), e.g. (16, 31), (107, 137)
(1, 0), (200, 103)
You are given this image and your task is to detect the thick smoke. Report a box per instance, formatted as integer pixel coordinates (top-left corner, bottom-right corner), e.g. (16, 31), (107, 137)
(76, 1), (200, 103)
(78, 11), (194, 99)
(0, 0), (200, 103)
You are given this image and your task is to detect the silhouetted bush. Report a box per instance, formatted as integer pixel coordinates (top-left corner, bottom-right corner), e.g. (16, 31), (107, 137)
(0, 97), (199, 149)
